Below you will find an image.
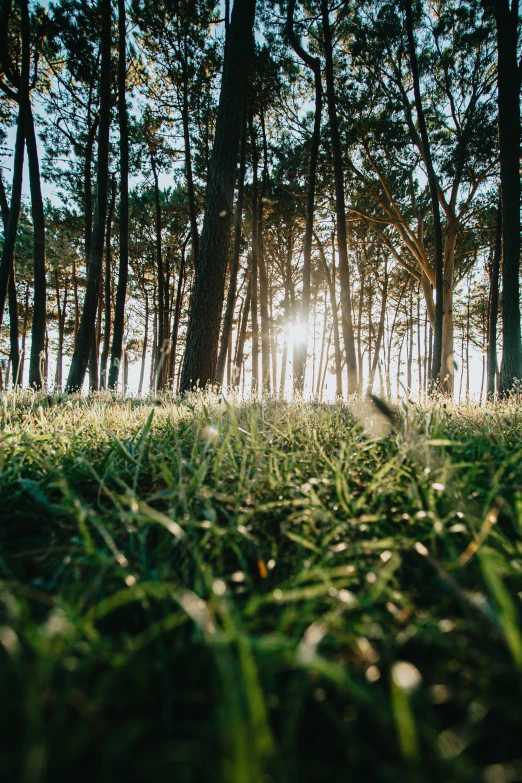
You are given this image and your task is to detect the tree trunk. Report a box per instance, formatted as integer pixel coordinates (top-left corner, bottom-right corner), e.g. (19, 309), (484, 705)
(169, 243), (186, 387)
(138, 288), (149, 396)
(179, 0), (256, 393)
(495, 0), (522, 394)
(487, 203), (501, 397)
(181, 73), (200, 268)
(405, 0), (444, 386)
(0, 174), (20, 387)
(316, 231), (343, 398)
(287, 0), (322, 390)
(0, 0), (29, 333)
(108, 0), (129, 390)
(440, 220), (457, 393)
(100, 176), (116, 388)
(368, 257), (388, 394)
(250, 112), (271, 392)
(233, 271), (251, 388)
(217, 114), (247, 383)
(321, 0), (357, 393)
(66, 0), (112, 392)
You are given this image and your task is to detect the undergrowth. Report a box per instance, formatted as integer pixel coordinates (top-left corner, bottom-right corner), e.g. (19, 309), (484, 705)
(1, 390), (522, 782)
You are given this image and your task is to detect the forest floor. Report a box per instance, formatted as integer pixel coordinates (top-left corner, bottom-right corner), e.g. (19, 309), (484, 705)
(1, 391), (522, 782)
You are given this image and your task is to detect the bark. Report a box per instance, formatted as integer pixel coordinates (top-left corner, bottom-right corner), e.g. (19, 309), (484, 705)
(250, 112), (271, 391)
(321, 0), (357, 393)
(100, 176), (116, 388)
(150, 155), (167, 390)
(168, 242), (187, 387)
(495, 0), (522, 394)
(0, 174), (20, 386)
(233, 271), (251, 388)
(440, 220), (457, 393)
(0, 0), (29, 334)
(54, 270), (67, 389)
(217, 114), (247, 384)
(487, 203), (501, 397)
(405, 0), (444, 386)
(138, 288), (149, 396)
(315, 231), (343, 398)
(181, 74), (199, 268)
(287, 0), (322, 390)
(179, 0), (256, 393)
(368, 257), (388, 394)
(66, 0), (112, 392)
(108, 0), (130, 390)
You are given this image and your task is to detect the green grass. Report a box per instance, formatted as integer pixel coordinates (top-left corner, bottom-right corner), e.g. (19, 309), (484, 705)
(1, 390), (522, 782)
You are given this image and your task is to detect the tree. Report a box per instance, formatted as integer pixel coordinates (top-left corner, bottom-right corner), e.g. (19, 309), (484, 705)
(66, 0), (112, 391)
(108, 0), (130, 389)
(494, 0), (522, 394)
(180, 0), (256, 392)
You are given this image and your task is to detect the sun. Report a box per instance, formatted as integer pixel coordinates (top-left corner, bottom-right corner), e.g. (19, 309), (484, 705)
(287, 322), (308, 346)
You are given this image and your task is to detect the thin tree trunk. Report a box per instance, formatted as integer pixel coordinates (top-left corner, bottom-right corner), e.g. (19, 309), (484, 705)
(0, 175), (20, 386)
(169, 243), (186, 387)
(179, 0), (256, 393)
(217, 114), (247, 383)
(315, 231), (343, 398)
(108, 0), (129, 389)
(321, 0), (357, 393)
(181, 73), (200, 268)
(233, 271), (251, 388)
(138, 288), (149, 396)
(405, 0), (444, 386)
(287, 0), (322, 390)
(487, 202), (501, 397)
(66, 0), (112, 391)
(368, 258), (388, 394)
(100, 175), (116, 388)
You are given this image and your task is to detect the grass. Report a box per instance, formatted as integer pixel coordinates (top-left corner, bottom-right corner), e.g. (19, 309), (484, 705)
(1, 390), (522, 782)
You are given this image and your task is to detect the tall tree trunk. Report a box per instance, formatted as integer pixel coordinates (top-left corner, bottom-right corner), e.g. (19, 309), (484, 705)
(179, 0), (256, 393)
(100, 176), (116, 388)
(150, 156), (167, 390)
(495, 0), (522, 394)
(66, 0), (112, 392)
(181, 72), (199, 268)
(0, 0), (29, 334)
(405, 0), (444, 386)
(108, 0), (129, 389)
(250, 112), (270, 392)
(0, 175), (20, 386)
(217, 115), (247, 383)
(287, 0), (322, 390)
(487, 203), (501, 397)
(320, 0), (357, 393)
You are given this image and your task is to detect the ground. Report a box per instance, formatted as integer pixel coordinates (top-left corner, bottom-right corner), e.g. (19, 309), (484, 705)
(1, 391), (522, 782)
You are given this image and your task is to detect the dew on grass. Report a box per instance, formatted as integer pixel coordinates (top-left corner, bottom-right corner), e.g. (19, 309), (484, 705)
(391, 661), (422, 692)
(213, 579), (226, 596)
(338, 589), (358, 608)
(366, 665), (381, 682)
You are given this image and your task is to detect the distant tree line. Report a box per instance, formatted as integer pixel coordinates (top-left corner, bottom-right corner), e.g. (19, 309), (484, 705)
(0, 0), (520, 399)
